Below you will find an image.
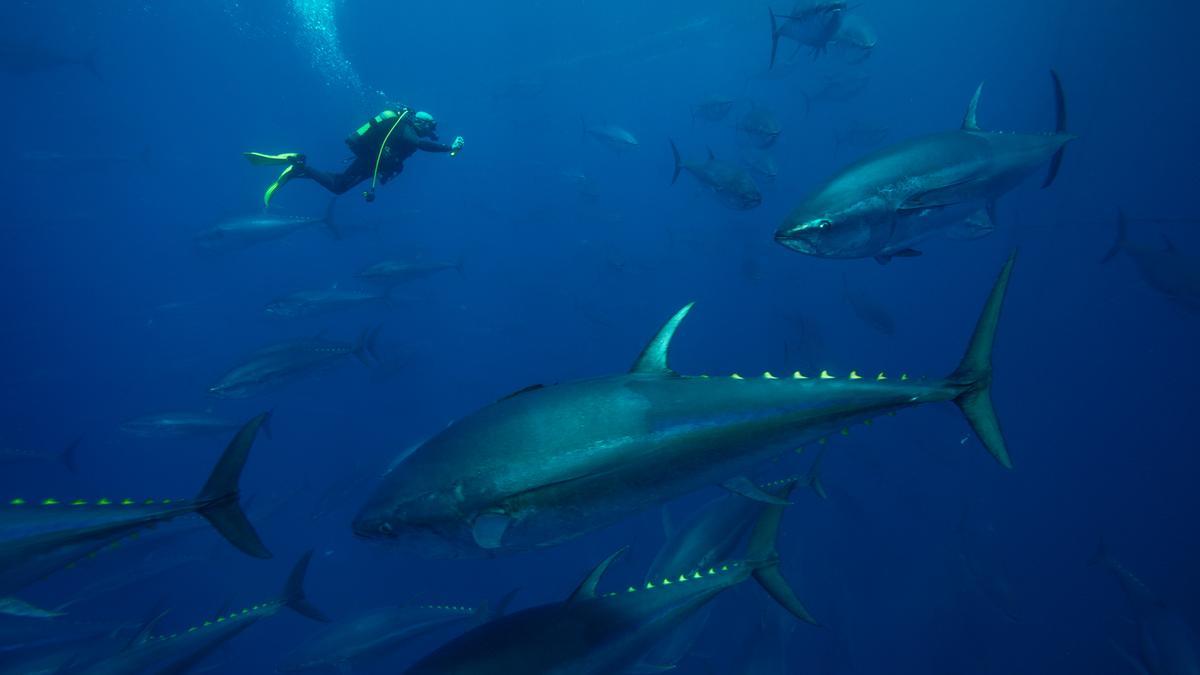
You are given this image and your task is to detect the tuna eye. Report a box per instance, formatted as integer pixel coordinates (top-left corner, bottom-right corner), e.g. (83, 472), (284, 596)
(816, 219), (832, 229)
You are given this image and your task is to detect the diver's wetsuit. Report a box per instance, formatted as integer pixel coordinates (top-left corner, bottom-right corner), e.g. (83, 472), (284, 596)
(294, 120), (454, 195)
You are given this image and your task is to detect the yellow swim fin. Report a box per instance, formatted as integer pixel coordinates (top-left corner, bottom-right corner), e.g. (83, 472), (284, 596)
(243, 151), (304, 167)
(263, 164), (296, 208)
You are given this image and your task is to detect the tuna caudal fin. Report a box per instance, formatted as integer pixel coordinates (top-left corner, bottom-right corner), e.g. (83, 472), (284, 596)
(669, 139), (683, 185)
(948, 252), (1016, 469)
(744, 482), (818, 624)
(1100, 209), (1129, 264)
(1042, 70), (1068, 189)
(630, 303), (695, 375)
(282, 550), (331, 622)
(353, 325), (383, 366)
(194, 412), (273, 559)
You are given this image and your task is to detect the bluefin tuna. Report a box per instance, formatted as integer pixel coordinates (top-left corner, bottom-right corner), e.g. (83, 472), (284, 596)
(71, 552), (328, 675)
(278, 594), (514, 673)
(119, 411), (250, 440)
(0, 438), (79, 473)
(356, 259), (462, 288)
(264, 288), (391, 319)
(584, 123), (640, 152)
(353, 255), (1016, 557)
(193, 200), (339, 252)
(1101, 210), (1200, 312)
(641, 476), (820, 669)
(691, 95), (737, 123)
(0, 414), (272, 601)
(404, 496), (810, 674)
(670, 141), (763, 210)
(737, 104), (783, 148)
(768, 2), (847, 66)
(776, 72), (1072, 263)
(1092, 542), (1200, 675)
(208, 329), (381, 398)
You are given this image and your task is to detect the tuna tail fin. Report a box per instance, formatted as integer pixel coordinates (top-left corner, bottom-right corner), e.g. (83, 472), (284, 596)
(353, 325), (383, 366)
(321, 197), (342, 239)
(948, 252), (1016, 469)
(282, 550), (331, 622)
(1042, 69), (1068, 189)
(60, 436), (82, 473)
(194, 412), (273, 559)
(745, 482), (819, 624)
(669, 139), (682, 185)
(768, 8), (781, 69)
(1101, 209), (1129, 264)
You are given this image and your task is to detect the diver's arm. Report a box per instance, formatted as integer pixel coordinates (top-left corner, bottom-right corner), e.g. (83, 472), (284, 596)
(401, 125), (453, 153)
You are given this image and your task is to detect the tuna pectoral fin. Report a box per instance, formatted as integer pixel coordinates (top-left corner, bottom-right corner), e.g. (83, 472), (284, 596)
(628, 663), (678, 673)
(874, 248), (921, 265)
(283, 550), (331, 622)
(471, 512), (511, 549)
(768, 8), (780, 69)
(946, 207), (996, 241)
(949, 253), (1016, 469)
(1042, 70), (1068, 189)
(743, 485), (818, 625)
(352, 325), (383, 366)
(195, 413), (273, 559)
(722, 476), (791, 505)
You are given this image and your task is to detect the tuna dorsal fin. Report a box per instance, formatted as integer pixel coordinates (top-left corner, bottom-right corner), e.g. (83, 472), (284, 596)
(630, 303), (695, 375)
(568, 546), (628, 605)
(962, 82), (984, 131)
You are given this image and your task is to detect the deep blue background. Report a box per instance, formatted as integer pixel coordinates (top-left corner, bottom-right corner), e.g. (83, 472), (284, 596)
(2, 0), (1198, 672)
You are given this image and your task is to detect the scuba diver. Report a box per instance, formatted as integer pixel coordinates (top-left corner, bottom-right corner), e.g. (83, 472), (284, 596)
(245, 108), (464, 206)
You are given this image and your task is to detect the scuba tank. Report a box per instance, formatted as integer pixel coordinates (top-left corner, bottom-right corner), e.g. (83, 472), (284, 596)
(345, 107), (410, 156)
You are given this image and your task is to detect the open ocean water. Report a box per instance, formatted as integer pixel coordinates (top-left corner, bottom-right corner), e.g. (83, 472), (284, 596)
(2, 0), (1199, 673)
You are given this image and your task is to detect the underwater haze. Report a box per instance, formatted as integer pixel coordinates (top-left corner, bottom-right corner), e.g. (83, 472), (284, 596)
(2, 0), (1199, 673)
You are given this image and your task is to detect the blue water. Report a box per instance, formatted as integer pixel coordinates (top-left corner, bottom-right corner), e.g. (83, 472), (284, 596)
(2, 0), (1198, 672)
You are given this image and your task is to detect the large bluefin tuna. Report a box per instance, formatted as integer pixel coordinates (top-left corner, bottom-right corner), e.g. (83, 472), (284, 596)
(193, 200), (339, 252)
(404, 496), (811, 674)
(670, 140), (763, 210)
(353, 255), (1016, 557)
(1092, 542), (1200, 675)
(208, 329), (381, 398)
(776, 72), (1072, 263)
(71, 552), (328, 675)
(1101, 209), (1200, 312)
(0, 414), (272, 601)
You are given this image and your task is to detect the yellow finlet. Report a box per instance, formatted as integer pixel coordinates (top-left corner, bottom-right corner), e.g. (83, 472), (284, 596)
(840, 427), (850, 436)
(721, 565), (729, 571)
(645, 581), (655, 589)
(819, 370), (834, 379)
(708, 568), (716, 575)
(763, 371), (777, 379)
(900, 373), (909, 381)
(818, 437), (827, 445)
(849, 371), (862, 379)
(71, 499), (86, 506)
(793, 446), (804, 454)
(863, 419), (873, 426)
(792, 371), (807, 379)
(97, 498), (111, 505)
(692, 571), (702, 579)
(730, 373), (744, 380)
(42, 498), (59, 505)
(876, 372), (887, 381)
(121, 499), (134, 505)
(627, 586), (636, 593)
(9, 498), (25, 505)
(662, 578), (672, 585)
(678, 574), (688, 582)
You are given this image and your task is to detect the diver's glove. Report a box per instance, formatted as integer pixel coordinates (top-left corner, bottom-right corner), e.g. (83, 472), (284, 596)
(450, 136), (465, 156)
